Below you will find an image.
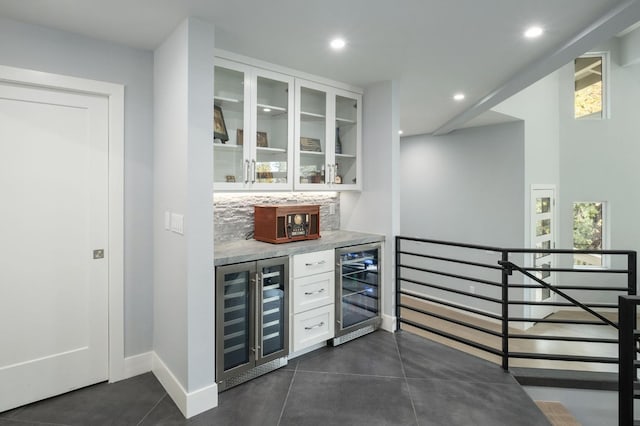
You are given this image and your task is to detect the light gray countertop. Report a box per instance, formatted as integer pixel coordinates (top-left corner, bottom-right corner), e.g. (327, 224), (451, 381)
(214, 230), (385, 266)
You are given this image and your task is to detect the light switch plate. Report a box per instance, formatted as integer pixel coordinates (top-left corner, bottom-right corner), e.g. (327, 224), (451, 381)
(164, 211), (171, 231)
(171, 213), (184, 235)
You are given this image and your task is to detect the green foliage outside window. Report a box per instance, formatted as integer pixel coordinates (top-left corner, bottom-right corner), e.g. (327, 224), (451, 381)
(573, 202), (603, 266)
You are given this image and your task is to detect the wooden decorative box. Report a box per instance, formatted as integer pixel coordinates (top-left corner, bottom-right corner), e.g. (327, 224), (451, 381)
(254, 205), (320, 244)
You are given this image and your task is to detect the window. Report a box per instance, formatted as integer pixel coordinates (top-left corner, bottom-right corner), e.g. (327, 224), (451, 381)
(574, 54), (607, 119)
(573, 202), (606, 267)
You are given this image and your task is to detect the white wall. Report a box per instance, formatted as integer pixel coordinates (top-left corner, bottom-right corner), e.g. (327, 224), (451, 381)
(493, 71), (561, 250)
(0, 17), (154, 357)
(185, 19), (215, 393)
(153, 17), (216, 408)
(341, 80), (400, 328)
(153, 19), (189, 387)
(556, 37), (640, 297)
(400, 122), (525, 247)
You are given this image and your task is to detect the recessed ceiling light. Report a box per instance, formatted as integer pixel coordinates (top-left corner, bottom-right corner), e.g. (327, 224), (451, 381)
(398, 130), (404, 135)
(453, 93), (465, 101)
(330, 38), (346, 50)
(524, 26), (543, 39)
(263, 108), (271, 112)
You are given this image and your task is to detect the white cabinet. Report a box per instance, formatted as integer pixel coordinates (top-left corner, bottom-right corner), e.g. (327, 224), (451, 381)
(294, 79), (362, 191)
(291, 249), (335, 352)
(213, 58), (294, 191)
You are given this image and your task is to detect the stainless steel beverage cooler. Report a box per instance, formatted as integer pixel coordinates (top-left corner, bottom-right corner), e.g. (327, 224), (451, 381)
(333, 243), (381, 345)
(215, 256), (289, 391)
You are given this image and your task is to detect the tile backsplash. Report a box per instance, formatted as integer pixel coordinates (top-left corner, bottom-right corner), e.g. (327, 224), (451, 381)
(213, 192), (340, 243)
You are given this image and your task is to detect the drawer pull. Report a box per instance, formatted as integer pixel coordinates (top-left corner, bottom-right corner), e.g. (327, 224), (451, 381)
(305, 322), (325, 331)
(305, 260), (326, 267)
(304, 288), (326, 296)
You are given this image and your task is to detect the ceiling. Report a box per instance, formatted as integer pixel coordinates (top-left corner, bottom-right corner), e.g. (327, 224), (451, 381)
(0, 0), (636, 135)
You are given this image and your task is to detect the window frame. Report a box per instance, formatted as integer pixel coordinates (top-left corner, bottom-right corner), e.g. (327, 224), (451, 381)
(573, 51), (610, 120)
(572, 201), (610, 269)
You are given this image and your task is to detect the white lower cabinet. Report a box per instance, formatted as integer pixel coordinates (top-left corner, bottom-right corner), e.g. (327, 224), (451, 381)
(291, 249), (335, 352)
(292, 304), (334, 352)
(293, 271), (334, 313)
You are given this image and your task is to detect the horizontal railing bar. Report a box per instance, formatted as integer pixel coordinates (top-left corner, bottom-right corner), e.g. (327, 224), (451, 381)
(396, 236), (635, 256)
(400, 277), (502, 304)
(508, 334), (618, 344)
(400, 303), (503, 338)
(508, 352), (618, 364)
(506, 284), (628, 291)
(396, 236), (504, 253)
(399, 318), (503, 357)
(508, 317), (616, 326)
(399, 291), (503, 321)
(619, 295), (640, 303)
(398, 250), (503, 270)
(518, 266), (630, 274)
(507, 301), (617, 308)
(399, 264), (502, 287)
(506, 248), (634, 255)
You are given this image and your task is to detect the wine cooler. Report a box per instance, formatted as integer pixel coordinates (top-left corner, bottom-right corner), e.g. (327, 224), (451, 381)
(333, 243), (381, 346)
(215, 256), (289, 391)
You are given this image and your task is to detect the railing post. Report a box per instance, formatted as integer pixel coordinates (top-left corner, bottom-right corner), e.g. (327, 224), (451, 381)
(395, 236), (401, 332)
(618, 295), (635, 426)
(628, 252), (637, 296)
(501, 250), (509, 371)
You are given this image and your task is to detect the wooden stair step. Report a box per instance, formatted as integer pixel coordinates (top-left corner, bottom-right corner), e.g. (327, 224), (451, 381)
(535, 401), (581, 426)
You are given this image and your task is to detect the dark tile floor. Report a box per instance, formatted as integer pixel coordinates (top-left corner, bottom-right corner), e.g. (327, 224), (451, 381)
(0, 331), (551, 426)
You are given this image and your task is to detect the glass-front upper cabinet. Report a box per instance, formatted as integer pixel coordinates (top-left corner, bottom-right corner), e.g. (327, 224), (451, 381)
(294, 79), (362, 191)
(213, 58), (294, 190)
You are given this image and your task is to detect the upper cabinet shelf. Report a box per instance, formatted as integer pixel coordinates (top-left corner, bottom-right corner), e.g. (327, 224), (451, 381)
(336, 117), (356, 125)
(215, 96), (242, 104)
(300, 111), (326, 120)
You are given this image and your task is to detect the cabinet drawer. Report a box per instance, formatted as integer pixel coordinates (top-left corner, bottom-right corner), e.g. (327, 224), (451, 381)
(293, 305), (335, 352)
(293, 271), (334, 314)
(293, 249), (334, 278)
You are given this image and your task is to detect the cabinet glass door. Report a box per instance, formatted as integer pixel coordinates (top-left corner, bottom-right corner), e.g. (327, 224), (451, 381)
(258, 260), (288, 361)
(298, 86), (327, 185)
(339, 247), (379, 329)
(214, 63), (249, 186)
(254, 74), (292, 186)
(334, 94), (358, 187)
(219, 267), (253, 373)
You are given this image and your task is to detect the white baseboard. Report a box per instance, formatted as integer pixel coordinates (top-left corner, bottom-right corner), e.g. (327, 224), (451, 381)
(122, 352), (152, 380)
(381, 314), (396, 332)
(151, 352), (218, 419)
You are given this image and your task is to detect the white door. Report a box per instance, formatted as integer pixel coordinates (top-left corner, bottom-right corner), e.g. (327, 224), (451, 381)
(0, 81), (109, 412)
(529, 187), (556, 320)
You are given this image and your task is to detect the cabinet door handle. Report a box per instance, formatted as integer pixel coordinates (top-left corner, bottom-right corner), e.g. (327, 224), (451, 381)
(305, 321), (325, 330)
(305, 260), (326, 267)
(251, 159), (256, 184)
(304, 288), (325, 296)
(255, 272), (261, 357)
(244, 159), (250, 183)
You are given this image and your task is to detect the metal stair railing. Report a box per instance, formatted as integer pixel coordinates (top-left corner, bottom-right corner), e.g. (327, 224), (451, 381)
(396, 236), (636, 371)
(618, 295), (640, 426)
